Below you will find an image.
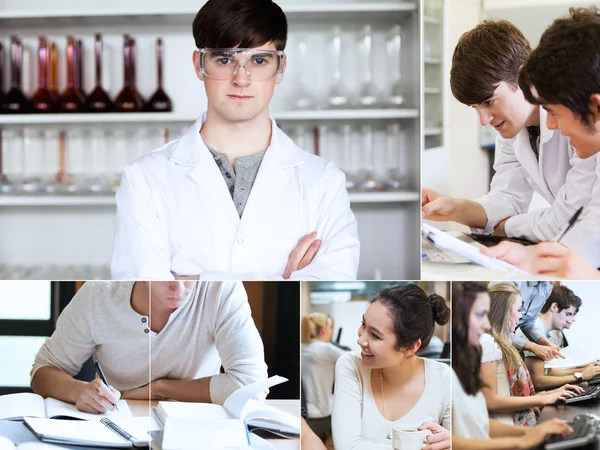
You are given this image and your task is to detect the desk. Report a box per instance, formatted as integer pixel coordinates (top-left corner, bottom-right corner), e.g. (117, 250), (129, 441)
(538, 396), (600, 449)
(0, 399), (299, 450)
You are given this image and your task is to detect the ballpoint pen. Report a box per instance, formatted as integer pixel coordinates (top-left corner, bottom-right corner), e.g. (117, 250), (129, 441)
(553, 206), (584, 244)
(93, 356), (119, 412)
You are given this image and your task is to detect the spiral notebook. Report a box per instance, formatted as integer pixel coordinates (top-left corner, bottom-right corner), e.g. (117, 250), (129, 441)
(23, 417), (151, 448)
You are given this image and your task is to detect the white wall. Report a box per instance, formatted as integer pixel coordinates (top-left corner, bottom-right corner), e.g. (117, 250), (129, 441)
(561, 281), (600, 346)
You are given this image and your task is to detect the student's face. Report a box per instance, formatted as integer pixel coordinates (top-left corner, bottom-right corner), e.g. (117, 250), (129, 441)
(544, 103), (600, 159)
(468, 292), (491, 346)
(553, 304), (577, 330)
(357, 301), (419, 369)
(150, 281), (196, 310)
(471, 81), (535, 139)
(508, 294), (523, 331)
(193, 42), (286, 124)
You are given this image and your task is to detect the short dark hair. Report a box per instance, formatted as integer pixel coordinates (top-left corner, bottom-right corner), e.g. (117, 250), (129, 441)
(192, 0), (288, 50)
(519, 7), (600, 128)
(371, 284), (449, 351)
(450, 20), (531, 105)
(541, 285), (582, 314)
(452, 282), (489, 396)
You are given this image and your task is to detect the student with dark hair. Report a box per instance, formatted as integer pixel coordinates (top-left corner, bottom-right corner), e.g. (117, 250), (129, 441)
(519, 284), (600, 390)
(111, 0), (360, 280)
(332, 284), (451, 450)
(481, 7), (600, 279)
(421, 19), (600, 265)
(452, 282), (573, 449)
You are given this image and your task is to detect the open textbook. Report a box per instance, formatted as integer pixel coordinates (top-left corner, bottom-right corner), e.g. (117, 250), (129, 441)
(422, 223), (529, 274)
(0, 393), (131, 421)
(157, 375), (300, 450)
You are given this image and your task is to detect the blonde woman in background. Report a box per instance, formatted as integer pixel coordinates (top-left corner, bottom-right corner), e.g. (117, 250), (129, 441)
(480, 283), (582, 427)
(301, 312), (346, 446)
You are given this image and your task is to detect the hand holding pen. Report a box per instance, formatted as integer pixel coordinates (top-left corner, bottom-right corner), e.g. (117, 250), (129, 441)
(72, 357), (121, 414)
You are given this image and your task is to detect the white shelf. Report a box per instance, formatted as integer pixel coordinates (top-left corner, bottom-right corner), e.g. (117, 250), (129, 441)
(0, 2), (417, 21)
(423, 16), (441, 24)
(424, 88), (441, 94)
(0, 191), (419, 206)
(0, 109), (419, 126)
(425, 128), (442, 136)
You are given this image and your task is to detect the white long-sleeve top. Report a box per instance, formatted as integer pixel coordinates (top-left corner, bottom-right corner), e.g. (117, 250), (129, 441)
(31, 281), (267, 405)
(332, 353), (451, 450)
(474, 108), (600, 266)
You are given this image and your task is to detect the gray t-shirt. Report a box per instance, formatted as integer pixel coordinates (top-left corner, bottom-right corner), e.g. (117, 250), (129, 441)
(207, 146), (266, 217)
(31, 281), (267, 405)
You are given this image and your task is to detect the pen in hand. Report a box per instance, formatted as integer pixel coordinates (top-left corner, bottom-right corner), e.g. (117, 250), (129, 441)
(553, 206), (583, 244)
(93, 357), (119, 412)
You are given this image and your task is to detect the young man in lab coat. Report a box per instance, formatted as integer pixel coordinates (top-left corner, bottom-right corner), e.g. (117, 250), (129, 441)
(482, 7), (600, 279)
(421, 19), (600, 272)
(111, 0), (360, 280)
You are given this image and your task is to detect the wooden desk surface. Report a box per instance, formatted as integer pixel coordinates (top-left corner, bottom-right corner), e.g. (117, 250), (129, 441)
(127, 399), (300, 450)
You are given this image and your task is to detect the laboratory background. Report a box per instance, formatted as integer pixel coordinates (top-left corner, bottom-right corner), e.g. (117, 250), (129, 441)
(300, 280), (451, 448)
(0, 280), (300, 400)
(0, 0), (429, 280)
(422, 0), (591, 223)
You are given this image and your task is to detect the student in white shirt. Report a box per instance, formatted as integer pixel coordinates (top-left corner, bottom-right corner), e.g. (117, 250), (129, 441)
(30, 281), (267, 414)
(421, 20), (600, 265)
(519, 284), (600, 390)
(111, 0), (360, 281)
(451, 282), (573, 450)
(301, 312), (345, 419)
(480, 8), (600, 278)
(332, 284), (452, 450)
(479, 284), (580, 428)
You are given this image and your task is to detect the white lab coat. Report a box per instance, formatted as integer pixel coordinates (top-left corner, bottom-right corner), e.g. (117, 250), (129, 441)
(111, 114), (360, 280)
(475, 108), (600, 266)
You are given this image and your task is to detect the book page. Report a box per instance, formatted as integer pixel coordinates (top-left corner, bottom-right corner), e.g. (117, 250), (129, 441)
(0, 393), (45, 420)
(223, 375), (287, 419)
(243, 400), (300, 433)
(44, 397), (132, 421)
(162, 418), (250, 450)
(23, 418), (130, 447)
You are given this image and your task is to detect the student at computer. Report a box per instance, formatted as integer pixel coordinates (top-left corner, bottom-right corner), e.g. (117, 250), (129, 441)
(519, 285), (600, 391)
(332, 284), (452, 450)
(421, 19), (600, 270)
(301, 312), (346, 445)
(488, 281), (563, 362)
(480, 283), (581, 427)
(30, 281), (267, 413)
(452, 282), (573, 449)
(111, 0), (360, 280)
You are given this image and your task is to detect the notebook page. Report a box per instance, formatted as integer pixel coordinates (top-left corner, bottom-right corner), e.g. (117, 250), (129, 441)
(44, 398), (132, 421)
(162, 418), (250, 450)
(23, 418), (130, 447)
(0, 393), (45, 420)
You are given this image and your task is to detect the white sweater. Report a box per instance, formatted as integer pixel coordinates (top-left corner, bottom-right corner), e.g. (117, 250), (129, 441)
(332, 353), (451, 450)
(31, 281), (267, 405)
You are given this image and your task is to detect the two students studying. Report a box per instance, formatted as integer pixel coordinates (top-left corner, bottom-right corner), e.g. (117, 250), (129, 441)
(0, 280), (300, 449)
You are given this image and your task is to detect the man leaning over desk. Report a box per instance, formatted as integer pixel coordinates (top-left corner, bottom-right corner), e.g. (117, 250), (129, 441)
(29, 280), (267, 413)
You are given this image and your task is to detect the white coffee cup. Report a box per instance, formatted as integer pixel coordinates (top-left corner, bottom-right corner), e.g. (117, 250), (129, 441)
(391, 424), (431, 450)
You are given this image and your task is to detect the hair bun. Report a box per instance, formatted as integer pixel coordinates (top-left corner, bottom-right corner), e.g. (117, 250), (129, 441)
(429, 293), (450, 325)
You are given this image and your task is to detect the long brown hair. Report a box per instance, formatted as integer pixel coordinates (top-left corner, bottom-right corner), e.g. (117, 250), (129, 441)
(452, 282), (489, 396)
(487, 283), (523, 371)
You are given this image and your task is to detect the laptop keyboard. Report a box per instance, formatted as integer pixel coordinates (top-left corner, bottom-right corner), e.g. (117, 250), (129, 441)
(545, 414), (599, 450)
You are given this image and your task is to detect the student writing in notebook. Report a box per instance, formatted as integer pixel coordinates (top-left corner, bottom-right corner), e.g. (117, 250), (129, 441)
(421, 19), (600, 272)
(30, 281), (267, 414)
(331, 284), (452, 450)
(479, 7), (600, 279)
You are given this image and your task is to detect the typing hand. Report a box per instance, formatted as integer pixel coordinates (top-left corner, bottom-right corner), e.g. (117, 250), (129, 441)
(282, 232), (322, 279)
(531, 242), (600, 279)
(480, 241), (537, 272)
(421, 188), (458, 221)
(557, 384), (585, 395)
(75, 378), (121, 414)
(582, 363), (600, 381)
(418, 422), (450, 450)
(520, 419), (572, 448)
